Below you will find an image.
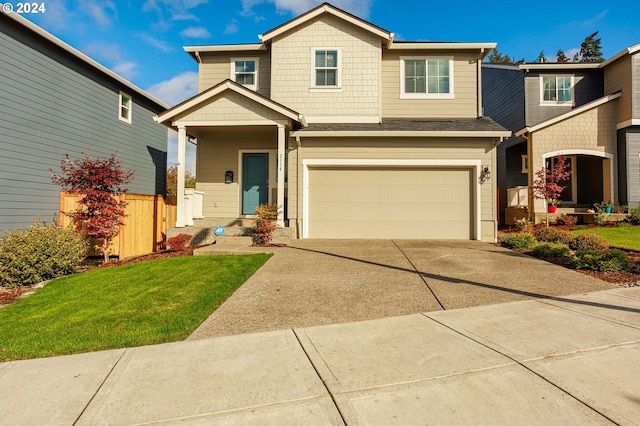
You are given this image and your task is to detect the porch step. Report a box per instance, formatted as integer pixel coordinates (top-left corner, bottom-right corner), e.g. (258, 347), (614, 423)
(167, 225), (295, 246)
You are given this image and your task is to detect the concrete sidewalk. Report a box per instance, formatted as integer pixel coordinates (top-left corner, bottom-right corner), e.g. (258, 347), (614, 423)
(2, 287), (639, 425)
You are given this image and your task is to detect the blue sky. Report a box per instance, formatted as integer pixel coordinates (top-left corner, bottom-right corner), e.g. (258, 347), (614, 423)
(15, 0), (640, 170)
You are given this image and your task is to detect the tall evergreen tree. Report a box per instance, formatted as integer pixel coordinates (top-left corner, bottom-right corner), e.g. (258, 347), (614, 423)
(488, 48), (513, 63)
(536, 50), (547, 63)
(578, 31), (605, 63)
(556, 49), (569, 63)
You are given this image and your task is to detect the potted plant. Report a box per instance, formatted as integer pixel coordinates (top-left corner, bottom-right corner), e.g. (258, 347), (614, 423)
(603, 201), (612, 213)
(532, 156), (571, 226)
(546, 198), (559, 213)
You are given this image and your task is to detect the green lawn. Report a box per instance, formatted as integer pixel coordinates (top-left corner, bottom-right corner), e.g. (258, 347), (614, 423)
(573, 226), (640, 251)
(0, 254), (271, 361)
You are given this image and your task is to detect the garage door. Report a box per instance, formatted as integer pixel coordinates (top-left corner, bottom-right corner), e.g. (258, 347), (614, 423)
(308, 167), (473, 239)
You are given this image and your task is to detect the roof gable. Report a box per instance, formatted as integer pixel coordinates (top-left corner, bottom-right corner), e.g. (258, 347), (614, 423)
(154, 79), (306, 126)
(259, 2), (392, 44)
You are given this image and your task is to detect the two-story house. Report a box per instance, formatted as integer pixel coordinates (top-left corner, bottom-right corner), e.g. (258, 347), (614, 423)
(484, 43), (640, 224)
(0, 11), (169, 235)
(156, 3), (509, 242)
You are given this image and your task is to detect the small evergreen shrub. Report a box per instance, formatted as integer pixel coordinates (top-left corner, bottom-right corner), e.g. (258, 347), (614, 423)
(534, 228), (576, 246)
(629, 203), (640, 225)
(532, 242), (571, 258)
(500, 232), (537, 249)
(571, 249), (631, 272)
(570, 233), (609, 252)
(555, 214), (577, 226)
(0, 222), (88, 288)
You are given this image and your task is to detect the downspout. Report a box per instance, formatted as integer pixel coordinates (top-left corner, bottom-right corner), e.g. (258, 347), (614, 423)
(295, 135), (302, 239)
(526, 132), (534, 221)
(477, 49), (484, 117)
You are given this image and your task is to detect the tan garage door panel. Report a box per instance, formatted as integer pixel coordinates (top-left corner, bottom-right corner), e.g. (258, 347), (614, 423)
(308, 167), (472, 239)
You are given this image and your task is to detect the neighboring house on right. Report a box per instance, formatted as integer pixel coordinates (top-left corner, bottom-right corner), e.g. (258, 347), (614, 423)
(483, 44), (640, 224)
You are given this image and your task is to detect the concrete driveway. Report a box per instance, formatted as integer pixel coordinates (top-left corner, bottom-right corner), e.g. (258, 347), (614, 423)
(189, 239), (616, 339)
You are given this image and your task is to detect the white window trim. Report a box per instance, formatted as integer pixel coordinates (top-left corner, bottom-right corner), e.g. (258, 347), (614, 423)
(118, 91), (132, 123)
(231, 57), (259, 91)
(539, 75), (575, 106)
(310, 48), (341, 91)
(400, 57), (455, 99)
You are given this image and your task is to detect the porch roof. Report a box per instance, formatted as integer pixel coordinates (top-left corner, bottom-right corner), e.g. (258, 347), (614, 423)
(291, 118), (511, 138)
(515, 92), (622, 137)
(154, 79), (307, 128)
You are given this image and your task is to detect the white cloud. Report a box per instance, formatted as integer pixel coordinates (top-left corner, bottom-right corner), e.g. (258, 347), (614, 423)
(240, 0), (373, 20)
(142, 0), (208, 25)
(166, 130), (197, 173)
(224, 20), (240, 35)
(80, 0), (118, 28)
(180, 26), (212, 38)
(36, 0), (73, 30)
(112, 61), (138, 80)
(581, 9), (609, 27)
(146, 71), (198, 107)
(565, 48), (580, 61)
(83, 41), (123, 62)
(136, 33), (173, 52)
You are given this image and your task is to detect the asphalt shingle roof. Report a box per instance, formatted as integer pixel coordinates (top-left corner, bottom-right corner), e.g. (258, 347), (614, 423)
(295, 117), (509, 133)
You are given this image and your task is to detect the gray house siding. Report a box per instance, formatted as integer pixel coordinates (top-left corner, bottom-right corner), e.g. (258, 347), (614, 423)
(523, 69), (604, 126)
(482, 65), (525, 131)
(0, 15), (167, 232)
(482, 65), (525, 223)
(618, 127), (640, 206)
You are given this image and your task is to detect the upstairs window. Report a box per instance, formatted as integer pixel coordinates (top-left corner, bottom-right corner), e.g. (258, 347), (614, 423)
(541, 75), (573, 104)
(401, 58), (454, 99)
(231, 58), (258, 91)
(313, 49), (340, 88)
(119, 92), (131, 123)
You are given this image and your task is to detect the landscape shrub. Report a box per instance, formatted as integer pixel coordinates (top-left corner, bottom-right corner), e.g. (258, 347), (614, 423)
(160, 233), (192, 251)
(629, 203), (640, 225)
(570, 233), (609, 252)
(254, 203), (280, 245)
(0, 222), (88, 288)
(554, 214), (577, 227)
(532, 242), (571, 258)
(571, 249), (631, 272)
(534, 227), (575, 246)
(500, 232), (537, 250)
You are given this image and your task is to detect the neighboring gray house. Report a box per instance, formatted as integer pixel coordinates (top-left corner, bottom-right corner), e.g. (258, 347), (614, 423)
(483, 46), (639, 223)
(0, 12), (168, 233)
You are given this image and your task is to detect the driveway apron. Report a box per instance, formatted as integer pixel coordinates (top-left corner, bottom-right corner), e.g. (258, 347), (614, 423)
(189, 240), (616, 340)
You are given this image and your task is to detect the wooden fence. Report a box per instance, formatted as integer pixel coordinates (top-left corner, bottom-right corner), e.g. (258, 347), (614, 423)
(60, 192), (177, 259)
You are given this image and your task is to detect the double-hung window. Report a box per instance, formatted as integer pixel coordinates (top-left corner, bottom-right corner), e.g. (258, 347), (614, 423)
(401, 58), (454, 99)
(312, 49), (340, 88)
(231, 58), (258, 91)
(541, 75), (573, 104)
(119, 91), (131, 123)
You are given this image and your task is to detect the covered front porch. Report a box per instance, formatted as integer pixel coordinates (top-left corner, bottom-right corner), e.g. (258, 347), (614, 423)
(510, 92), (621, 223)
(154, 79), (306, 233)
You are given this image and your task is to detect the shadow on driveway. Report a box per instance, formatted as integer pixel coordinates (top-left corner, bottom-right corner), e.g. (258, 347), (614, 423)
(188, 240), (622, 340)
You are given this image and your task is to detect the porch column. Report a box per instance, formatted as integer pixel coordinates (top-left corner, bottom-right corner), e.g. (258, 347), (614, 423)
(277, 124), (285, 227)
(175, 125), (187, 228)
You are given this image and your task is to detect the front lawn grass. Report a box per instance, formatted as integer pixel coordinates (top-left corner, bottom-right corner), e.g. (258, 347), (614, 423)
(572, 226), (640, 251)
(0, 254), (271, 361)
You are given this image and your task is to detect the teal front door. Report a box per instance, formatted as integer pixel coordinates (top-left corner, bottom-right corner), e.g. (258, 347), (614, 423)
(242, 153), (269, 215)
